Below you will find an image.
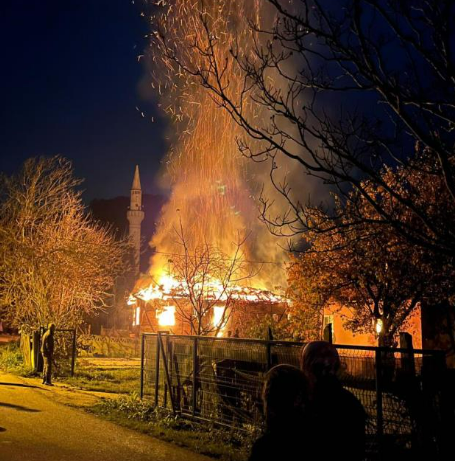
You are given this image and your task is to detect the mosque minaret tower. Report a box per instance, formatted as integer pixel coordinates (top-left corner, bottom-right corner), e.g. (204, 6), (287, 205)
(127, 165), (144, 275)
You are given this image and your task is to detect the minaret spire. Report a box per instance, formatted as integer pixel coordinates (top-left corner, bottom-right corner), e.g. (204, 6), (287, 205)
(127, 165), (144, 275)
(132, 164), (141, 191)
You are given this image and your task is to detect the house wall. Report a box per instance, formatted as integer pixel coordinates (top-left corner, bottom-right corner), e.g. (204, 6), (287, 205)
(324, 304), (422, 348)
(133, 298), (422, 349)
(136, 300), (288, 337)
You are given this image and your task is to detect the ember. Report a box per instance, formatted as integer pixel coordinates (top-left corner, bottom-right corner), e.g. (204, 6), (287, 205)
(144, 0), (287, 292)
(128, 1), (290, 335)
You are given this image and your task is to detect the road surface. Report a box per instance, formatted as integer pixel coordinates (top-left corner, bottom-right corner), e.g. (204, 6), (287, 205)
(0, 372), (210, 461)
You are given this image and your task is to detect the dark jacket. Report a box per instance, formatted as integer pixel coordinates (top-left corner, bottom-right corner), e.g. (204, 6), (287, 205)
(41, 330), (54, 358)
(249, 412), (314, 461)
(309, 378), (366, 461)
(249, 426), (310, 461)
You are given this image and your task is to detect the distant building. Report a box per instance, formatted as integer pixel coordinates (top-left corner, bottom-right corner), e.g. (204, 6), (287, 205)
(127, 165), (144, 276)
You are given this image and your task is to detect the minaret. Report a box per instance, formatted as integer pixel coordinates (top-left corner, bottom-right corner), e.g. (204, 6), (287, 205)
(127, 165), (144, 275)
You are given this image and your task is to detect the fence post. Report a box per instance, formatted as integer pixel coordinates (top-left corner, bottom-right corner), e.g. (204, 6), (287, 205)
(192, 336), (198, 416)
(140, 333), (145, 399)
(154, 334), (161, 407)
(266, 341), (272, 371)
(399, 332), (415, 377)
(158, 333), (176, 415)
(70, 329), (76, 377)
(375, 348), (384, 458)
(32, 330), (41, 372)
(436, 351), (452, 460)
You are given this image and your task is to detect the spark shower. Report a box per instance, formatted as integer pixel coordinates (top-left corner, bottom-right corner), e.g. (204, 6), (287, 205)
(145, 0), (286, 291)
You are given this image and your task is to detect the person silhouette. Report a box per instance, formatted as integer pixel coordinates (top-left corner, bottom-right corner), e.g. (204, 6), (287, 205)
(249, 364), (312, 461)
(41, 323), (56, 386)
(300, 341), (366, 461)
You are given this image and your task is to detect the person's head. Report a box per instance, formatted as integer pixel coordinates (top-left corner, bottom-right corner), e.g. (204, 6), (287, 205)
(48, 323), (56, 334)
(300, 341), (340, 385)
(262, 364), (308, 430)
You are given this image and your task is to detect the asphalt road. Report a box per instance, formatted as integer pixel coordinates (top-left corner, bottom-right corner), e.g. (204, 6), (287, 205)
(0, 372), (210, 461)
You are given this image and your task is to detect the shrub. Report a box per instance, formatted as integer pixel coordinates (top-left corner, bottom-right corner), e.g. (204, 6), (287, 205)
(0, 341), (34, 376)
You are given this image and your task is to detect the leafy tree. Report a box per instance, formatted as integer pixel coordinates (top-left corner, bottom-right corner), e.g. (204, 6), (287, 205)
(0, 157), (130, 332)
(285, 254), (326, 341)
(242, 313), (291, 341)
(294, 151), (455, 345)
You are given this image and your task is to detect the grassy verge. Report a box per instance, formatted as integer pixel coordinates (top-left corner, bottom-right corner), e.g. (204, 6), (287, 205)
(89, 394), (253, 461)
(0, 341), (35, 376)
(63, 361), (140, 394)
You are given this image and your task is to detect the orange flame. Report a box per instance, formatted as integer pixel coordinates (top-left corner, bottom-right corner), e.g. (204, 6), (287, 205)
(143, 0), (288, 291)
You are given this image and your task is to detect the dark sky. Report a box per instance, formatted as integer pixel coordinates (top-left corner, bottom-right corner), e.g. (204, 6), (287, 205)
(0, 0), (167, 201)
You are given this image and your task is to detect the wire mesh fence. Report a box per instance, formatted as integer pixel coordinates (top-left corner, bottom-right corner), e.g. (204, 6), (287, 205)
(140, 333), (451, 459)
(38, 328), (76, 377)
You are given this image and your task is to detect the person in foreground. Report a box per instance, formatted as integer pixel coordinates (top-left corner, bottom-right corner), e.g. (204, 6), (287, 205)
(248, 364), (311, 461)
(301, 341), (366, 461)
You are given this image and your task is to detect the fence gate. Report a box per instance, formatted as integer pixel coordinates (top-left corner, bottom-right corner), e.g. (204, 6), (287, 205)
(141, 332), (452, 460)
(35, 327), (76, 377)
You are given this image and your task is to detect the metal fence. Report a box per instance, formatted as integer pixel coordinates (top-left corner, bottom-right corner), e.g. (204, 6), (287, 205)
(36, 328), (76, 377)
(140, 333), (452, 459)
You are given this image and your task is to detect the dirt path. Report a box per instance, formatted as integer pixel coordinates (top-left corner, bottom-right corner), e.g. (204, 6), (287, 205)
(0, 372), (210, 461)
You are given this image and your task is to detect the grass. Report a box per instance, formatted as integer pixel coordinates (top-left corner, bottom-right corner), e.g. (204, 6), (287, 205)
(62, 360), (141, 394)
(90, 394), (253, 461)
(0, 341), (35, 376)
(63, 359), (253, 459)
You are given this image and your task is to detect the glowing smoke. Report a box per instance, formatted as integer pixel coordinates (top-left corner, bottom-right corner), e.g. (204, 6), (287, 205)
(140, 0), (325, 290)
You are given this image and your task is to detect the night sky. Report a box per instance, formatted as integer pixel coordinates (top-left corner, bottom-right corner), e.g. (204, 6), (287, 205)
(0, 0), (167, 201)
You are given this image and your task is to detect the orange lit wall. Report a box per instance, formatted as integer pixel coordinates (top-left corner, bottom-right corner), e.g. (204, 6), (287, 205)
(325, 304), (422, 348)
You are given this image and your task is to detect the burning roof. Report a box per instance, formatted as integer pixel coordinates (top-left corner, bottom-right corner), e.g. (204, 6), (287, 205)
(128, 274), (287, 305)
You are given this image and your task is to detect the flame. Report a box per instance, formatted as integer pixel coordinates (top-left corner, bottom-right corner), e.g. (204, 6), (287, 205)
(133, 273), (287, 304)
(157, 305), (176, 326)
(145, 0), (288, 290)
(213, 305), (228, 337)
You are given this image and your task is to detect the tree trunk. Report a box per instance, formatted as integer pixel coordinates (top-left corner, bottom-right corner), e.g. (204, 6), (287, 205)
(378, 333), (394, 347)
(378, 321), (395, 387)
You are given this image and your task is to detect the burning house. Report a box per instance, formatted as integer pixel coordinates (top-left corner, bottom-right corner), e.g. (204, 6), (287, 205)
(128, 273), (288, 337)
(124, 1), (291, 337)
(125, 165), (421, 345)
(124, 1), (424, 347)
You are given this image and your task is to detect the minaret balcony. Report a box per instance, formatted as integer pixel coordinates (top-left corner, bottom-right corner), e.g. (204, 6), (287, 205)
(127, 209), (144, 222)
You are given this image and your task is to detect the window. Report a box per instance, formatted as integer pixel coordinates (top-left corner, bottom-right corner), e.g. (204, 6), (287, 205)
(157, 305), (176, 326)
(213, 306), (228, 336)
(132, 306), (141, 326)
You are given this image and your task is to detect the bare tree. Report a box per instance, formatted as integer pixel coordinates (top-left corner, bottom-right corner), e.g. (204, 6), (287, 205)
(0, 156), (131, 332)
(151, 0), (455, 259)
(163, 221), (257, 336)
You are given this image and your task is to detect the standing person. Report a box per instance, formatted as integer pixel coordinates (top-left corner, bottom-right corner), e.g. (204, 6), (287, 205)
(249, 364), (312, 461)
(41, 323), (56, 386)
(300, 341), (366, 461)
